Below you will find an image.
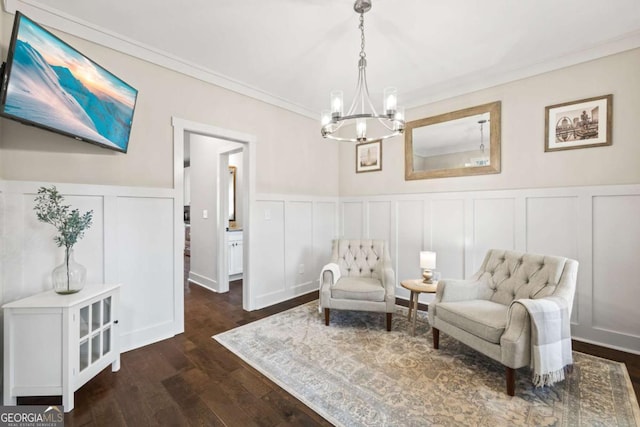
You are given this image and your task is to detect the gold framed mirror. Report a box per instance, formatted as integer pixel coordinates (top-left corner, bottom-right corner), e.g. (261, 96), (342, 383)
(405, 101), (501, 180)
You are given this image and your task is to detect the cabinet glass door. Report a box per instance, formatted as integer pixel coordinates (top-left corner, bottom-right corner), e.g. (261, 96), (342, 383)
(79, 339), (89, 371)
(91, 334), (101, 363)
(103, 297), (111, 325)
(80, 306), (89, 338)
(103, 327), (111, 355)
(91, 301), (101, 331)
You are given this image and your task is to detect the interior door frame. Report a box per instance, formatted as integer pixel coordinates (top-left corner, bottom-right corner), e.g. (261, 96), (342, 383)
(172, 117), (256, 333)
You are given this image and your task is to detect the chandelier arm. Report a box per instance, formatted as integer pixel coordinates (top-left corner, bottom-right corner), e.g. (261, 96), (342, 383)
(323, 129), (401, 143)
(345, 69), (364, 116)
(360, 67), (379, 115)
(377, 117), (397, 131)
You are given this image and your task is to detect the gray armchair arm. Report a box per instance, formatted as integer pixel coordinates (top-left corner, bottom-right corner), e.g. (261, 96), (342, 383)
(501, 294), (573, 369)
(319, 262), (340, 312)
(320, 262), (340, 287)
(500, 302), (531, 368)
(381, 261), (395, 310)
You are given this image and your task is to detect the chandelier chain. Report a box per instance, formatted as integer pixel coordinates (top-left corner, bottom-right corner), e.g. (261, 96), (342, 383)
(359, 13), (366, 59)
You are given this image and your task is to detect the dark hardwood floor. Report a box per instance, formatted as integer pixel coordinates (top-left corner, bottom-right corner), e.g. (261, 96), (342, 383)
(56, 278), (330, 426)
(21, 260), (639, 426)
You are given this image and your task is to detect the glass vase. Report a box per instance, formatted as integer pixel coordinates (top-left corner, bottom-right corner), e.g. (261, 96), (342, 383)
(52, 247), (86, 294)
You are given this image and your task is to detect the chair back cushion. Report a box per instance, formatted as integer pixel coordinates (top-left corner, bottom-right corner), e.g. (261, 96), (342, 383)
(474, 250), (572, 306)
(331, 239), (389, 279)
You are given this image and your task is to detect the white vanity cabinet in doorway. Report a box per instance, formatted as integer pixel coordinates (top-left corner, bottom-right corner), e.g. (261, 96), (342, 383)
(228, 231), (243, 277)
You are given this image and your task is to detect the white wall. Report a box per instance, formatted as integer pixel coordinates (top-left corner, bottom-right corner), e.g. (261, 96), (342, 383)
(339, 48), (640, 196)
(340, 184), (640, 354)
(252, 193), (338, 308)
(0, 182), (178, 352)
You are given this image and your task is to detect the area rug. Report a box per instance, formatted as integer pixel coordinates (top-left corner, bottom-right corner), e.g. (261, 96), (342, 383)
(214, 301), (640, 426)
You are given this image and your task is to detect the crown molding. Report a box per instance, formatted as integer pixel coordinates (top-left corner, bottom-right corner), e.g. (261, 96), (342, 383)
(2, 0), (318, 119)
(404, 30), (640, 111)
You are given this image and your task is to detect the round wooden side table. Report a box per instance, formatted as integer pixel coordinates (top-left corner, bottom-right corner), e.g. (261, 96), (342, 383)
(400, 279), (438, 336)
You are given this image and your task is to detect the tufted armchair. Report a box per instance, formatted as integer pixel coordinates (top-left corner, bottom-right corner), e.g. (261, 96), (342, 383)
(320, 239), (395, 331)
(428, 249), (578, 395)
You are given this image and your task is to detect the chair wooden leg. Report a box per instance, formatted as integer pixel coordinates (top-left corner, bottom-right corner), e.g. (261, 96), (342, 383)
(432, 327), (439, 349)
(566, 364), (574, 374)
(506, 366), (515, 396)
(386, 313), (392, 331)
(324, 308), (330, 326)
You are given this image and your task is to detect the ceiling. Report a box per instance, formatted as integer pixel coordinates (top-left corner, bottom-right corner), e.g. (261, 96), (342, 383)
(5, 0), (640, 119)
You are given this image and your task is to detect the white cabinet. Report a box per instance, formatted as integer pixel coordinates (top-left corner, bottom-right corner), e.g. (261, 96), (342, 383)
(3, 284), (120, 412)
(228, 231), (243, 276)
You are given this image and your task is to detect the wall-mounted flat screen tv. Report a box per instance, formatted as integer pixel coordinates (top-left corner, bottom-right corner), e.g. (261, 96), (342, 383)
(0, 12), (138, 153)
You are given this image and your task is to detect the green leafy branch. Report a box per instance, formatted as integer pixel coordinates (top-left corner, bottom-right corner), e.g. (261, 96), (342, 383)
(34, 186), (94, 249)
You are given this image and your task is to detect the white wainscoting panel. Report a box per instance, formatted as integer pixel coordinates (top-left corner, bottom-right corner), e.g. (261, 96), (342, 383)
(252, 195), (338, 309)
(592, 195), (640, 340)
(473, 198), (516, 270)
(285, 201), (314, 291)
(252, 200), (286, 304)
(431, 199), (466, 279)
(342, 202), (364, 239)
(340, 184), (640, 354)
(3, 192), (104, 303)
(314, 202), (338, 276)
(526, 196), (579, 258)
(368, 201), (392, 243)
(396, 200), (424, 284)
(116, 196), (175, 351)
(0, 181), (178, 354)
(0, 184), (4, 306)
(526, 196), (580, 323)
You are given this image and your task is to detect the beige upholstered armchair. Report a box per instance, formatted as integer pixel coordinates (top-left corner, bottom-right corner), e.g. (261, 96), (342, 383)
(428, 249), (578, 395)
(320, 239), (395, 331)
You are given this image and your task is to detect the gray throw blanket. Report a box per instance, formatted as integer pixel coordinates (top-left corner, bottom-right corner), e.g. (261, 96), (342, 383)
(511, 296), (573, 387)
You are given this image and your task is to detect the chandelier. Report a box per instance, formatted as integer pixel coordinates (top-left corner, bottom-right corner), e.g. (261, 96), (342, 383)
(320, 0), (405, 143)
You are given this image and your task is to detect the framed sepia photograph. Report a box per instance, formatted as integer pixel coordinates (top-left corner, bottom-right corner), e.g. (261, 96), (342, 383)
(356, 140), (382, 173)
(545, 94), (612, 152)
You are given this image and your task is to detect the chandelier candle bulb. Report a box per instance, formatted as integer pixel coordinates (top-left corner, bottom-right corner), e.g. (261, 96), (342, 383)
(394, 106), (405, 131)
(321, 110), (332, 126)
(330, 91), (343, 118)
(384, 87), (397, 115)
(356, 118), (367, 141)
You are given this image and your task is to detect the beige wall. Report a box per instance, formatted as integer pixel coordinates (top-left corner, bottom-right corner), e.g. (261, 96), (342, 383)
(188, 134), (221, 289)
(339, 48), (640, 196)
(0, 12), (339, 196)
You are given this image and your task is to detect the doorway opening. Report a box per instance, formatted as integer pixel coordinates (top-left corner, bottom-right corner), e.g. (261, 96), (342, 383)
(172, 117), (256, 334)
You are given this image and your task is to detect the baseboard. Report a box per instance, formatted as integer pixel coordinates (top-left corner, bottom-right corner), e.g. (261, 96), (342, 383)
(120, 320), (176, 353)
(572, 336), (640, 356)
(254, 282), (318, 310)
(188, 271), (218, 292)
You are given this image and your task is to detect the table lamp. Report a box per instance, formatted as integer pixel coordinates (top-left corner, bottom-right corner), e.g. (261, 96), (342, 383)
(420, 251), (436, 284)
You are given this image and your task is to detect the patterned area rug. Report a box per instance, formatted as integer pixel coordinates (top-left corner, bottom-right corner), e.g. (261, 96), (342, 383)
(214, 301), (640, 426)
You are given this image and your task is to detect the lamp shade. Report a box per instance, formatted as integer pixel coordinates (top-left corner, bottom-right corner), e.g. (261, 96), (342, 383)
(420, 251), (436, 269)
